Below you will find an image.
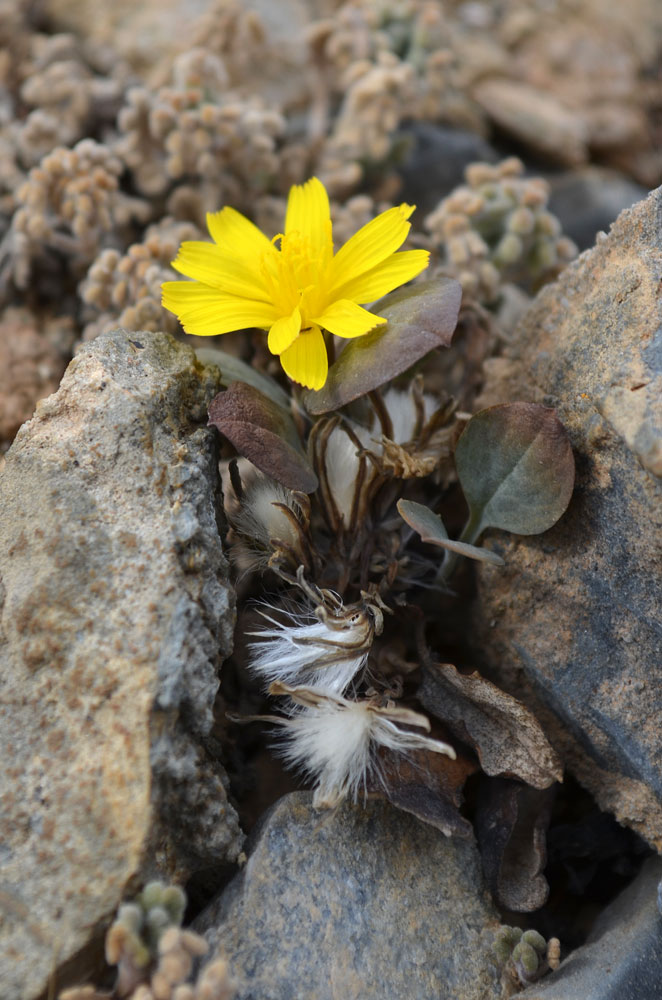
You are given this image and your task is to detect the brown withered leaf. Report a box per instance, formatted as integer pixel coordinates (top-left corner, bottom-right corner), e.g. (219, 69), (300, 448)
(476, 777), (554, 912)
(419, 662), (562, 789)
(367, 744), (477, 837)
(304, 277), (462, 415)
(208, 381), (318, 493)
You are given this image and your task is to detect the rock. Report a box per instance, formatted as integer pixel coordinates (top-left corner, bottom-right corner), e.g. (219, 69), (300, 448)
(198, 791), (503, 1000)
(510, 19), (651, 157)
(395, 123), (499, 219)
(519, 856), (662, 999)
(470, 188), (662, 847)
(0, 330), (242, 1000)
(0, 307), (71, 449)
(547, 168), (648, 251)
(471, 79), (589, 166)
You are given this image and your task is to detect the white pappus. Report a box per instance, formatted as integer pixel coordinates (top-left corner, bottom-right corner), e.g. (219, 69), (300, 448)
(248, 598), (376, 694)
(269, 681), (456, 810)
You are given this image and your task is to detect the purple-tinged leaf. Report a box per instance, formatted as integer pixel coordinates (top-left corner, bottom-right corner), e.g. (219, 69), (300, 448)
(455, 402), (575, 537)
(304, 277), (462, 415)
(208, 381), (318, 493)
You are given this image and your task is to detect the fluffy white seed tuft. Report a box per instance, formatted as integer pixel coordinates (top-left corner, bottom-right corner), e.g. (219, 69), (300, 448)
(270, 683), (456, 809)
(248, 602), (373, 693)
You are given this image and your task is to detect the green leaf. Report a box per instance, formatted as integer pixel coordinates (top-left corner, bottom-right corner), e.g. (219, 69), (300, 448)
(454, 402), (574, 538)
(208, 381), (318, 493)
(195, 346), (291, 411)
(397, 498), (504, 565)
(303, 277), (461, 415)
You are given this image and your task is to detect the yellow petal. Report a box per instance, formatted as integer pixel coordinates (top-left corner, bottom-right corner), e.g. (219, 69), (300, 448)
(330, 249), (430, 304)
(206, 206), (276, 261)
(268, 307), (302, 355)
(171, 241), (272, 301)
(279, 325), (328, 390)
(329, 204), (415, 294)
(284, 177), (331, 255)
(313, 299), (386, 340)
(162, 281), (279, 336)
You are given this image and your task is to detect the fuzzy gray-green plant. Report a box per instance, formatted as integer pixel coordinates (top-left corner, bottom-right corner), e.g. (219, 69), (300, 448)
(494, 925), (559, 988)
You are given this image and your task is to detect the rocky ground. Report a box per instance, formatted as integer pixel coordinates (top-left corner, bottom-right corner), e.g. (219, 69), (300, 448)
(0, 2), (661, 999)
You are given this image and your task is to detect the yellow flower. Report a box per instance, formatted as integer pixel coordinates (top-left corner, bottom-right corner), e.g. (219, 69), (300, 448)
(162, 177), (429, 391)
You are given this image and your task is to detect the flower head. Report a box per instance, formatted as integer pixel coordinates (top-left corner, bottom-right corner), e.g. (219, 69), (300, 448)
(162, 177), (429, 390)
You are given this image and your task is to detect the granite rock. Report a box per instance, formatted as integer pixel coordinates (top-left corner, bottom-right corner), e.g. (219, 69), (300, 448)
(520, 857), (662, 999)
(198, 792), (503, 1000)
(471, 188), (662, 847)
(0, 329), (241, 1000)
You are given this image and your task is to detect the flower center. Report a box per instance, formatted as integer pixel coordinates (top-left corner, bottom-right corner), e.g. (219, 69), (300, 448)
(261, 225), (333, 322)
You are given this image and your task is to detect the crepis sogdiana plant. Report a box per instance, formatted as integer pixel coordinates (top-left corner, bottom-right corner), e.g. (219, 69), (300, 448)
(163, 174), (575, 918)
(206, 365), (572, 835)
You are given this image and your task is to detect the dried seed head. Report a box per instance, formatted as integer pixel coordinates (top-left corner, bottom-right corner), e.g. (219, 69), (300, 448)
(225, 466), (311, 574)
(268, 682), (455, 809)
(370, 383), (457, 480)
(232, 475), (304, 551)
(248, 597), (375, 694)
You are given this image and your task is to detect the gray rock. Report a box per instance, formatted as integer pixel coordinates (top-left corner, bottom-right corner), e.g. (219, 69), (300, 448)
(396, 122), (499, 218)
(0, 330), (241, 1000)
(198, 792), (503, 1000)
(520, 857), (662, 999)
(471, 188), (662, 848)
(547, 168), (648, 250)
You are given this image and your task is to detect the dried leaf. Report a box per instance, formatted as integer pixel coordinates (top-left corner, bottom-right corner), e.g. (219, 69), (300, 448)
(304, 277), (462, 415)
(195, 346), (291, 410)
(397, 498), (505, 565)
(419, 662), (562, 789)
(368, 744), (477, 837)
(476, 777), (554, 912)
(455, 402), (575, 537)
(208, 381), (318, 493)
